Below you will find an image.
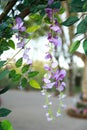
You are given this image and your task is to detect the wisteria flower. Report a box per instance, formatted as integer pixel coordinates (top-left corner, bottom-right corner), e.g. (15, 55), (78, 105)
(47, 117), (53, 122)
(44, 64), (51, 71)
(27, 59), (32, 65)
(13, 17), (26, 32)
(48, 36), (62, 46)
(48, 0), (54, 5)
(23, 53), (29, 59)
(43, 78), (51, 84)
(51, 61), (58, 68)
(45, 8), (53, 19)
(58, 82), (66, 92)
(60, 104), (67, 109)
(45, 53), (52, 60)
(53, 69), (66, 81)
(56, 112), (61, 117)
(58, 94), (66, 100)
(50, 25), (61, 33)
(42, 82), (55, 89)
(17, 41), (25, 48)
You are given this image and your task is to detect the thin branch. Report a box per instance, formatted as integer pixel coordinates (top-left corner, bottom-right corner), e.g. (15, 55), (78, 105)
(0, 0), (18, 23)
(19, 7), (30, 19)
(74, 51), (86, 62)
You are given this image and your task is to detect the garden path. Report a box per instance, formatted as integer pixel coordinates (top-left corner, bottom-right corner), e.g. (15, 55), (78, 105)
(1, 90), (87, 130)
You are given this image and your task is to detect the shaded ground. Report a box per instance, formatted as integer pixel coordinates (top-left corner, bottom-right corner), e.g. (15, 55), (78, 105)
(1, 90), (87, 130)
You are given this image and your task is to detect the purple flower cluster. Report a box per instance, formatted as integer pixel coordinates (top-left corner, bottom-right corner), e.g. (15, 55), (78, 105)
(12, 17), (27, 48)
(43, 66), (66, 91)
(12, 17), (32, 65)
(41, 0), (67, 121)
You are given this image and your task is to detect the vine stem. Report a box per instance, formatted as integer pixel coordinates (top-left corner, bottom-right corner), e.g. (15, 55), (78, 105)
(5, 39), (31, 66)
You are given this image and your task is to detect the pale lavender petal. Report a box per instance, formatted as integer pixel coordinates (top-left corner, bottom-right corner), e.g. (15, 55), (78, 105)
(49, 101), (52, 105)
(43, 78), (51, 83)
(46, 113), (49, 117)
(49, 37), (62, 46)
(16, 17), (22, 24)
(56, 112), (61, 117)
(19, 26), (26, 32)
(43, 105), (48, 109)
(27, 59), (32, 65)
(48, 0), (54, 5)
(12, 24), (19, 30)
(45, 53), (52, 59)
(45, 8), (53, 19)
(60, 104), (67, 109)
(58, 70), (66, 80)
(43, 82), (55, 89)
(17, 41), (25, 48)
(58, 82), (66, 91)
(58, 94), (66, 100)
(44, 64), (51, 71)
(53, 70), (59, 80)
(51, 62), (58, 68)
(47, 117), (53, 122)
(23, 53), (29, 59)
(25, 48), (30, 53)
(50, 25), (61, 33)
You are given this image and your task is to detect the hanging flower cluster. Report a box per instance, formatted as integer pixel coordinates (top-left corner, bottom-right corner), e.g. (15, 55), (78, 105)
(41, 0), (67, 121)
(12, 17), (32, 65)
(12, 17), (32, 89)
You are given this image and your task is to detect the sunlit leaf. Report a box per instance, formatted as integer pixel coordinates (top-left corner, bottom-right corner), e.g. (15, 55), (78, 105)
(29, 79), (41, 89)
(83, 39), (87, 55)
(69, 40), (80, 53)
(27, 25), (40, 33)
(1, 120), (13, 130)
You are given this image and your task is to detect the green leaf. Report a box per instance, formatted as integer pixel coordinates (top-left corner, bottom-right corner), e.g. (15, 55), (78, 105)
(29, 79), (41, 89)
(21, 65), (29, 73)
(9, 70), (16, 78)
(77, 19), (87, 34)
(21, 78), (27, 88)
(0, 108), (11, 117)
(49, 1), (61, 9)
(83, 39), (87, 55)
(8, 40), (15, 50)
(26, 25), (40, 33)
(30, 13), (42, 21)
(15, 58), (23, 68)
(69, 40), (80, 53)
(59, 7), (65, 14)
(0, 70), (9, 81)
(1, 120), (13, 130)
(0, 124), (3, 130)
(70, 0), (87, 12)
(0, 61), (6, 68)
(0, 86), (10, 95)
(12, 74), (21, 82)
(36, 4), (47, 10)
(62, 16), (79, 26)
(28, 71), (39, 78)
